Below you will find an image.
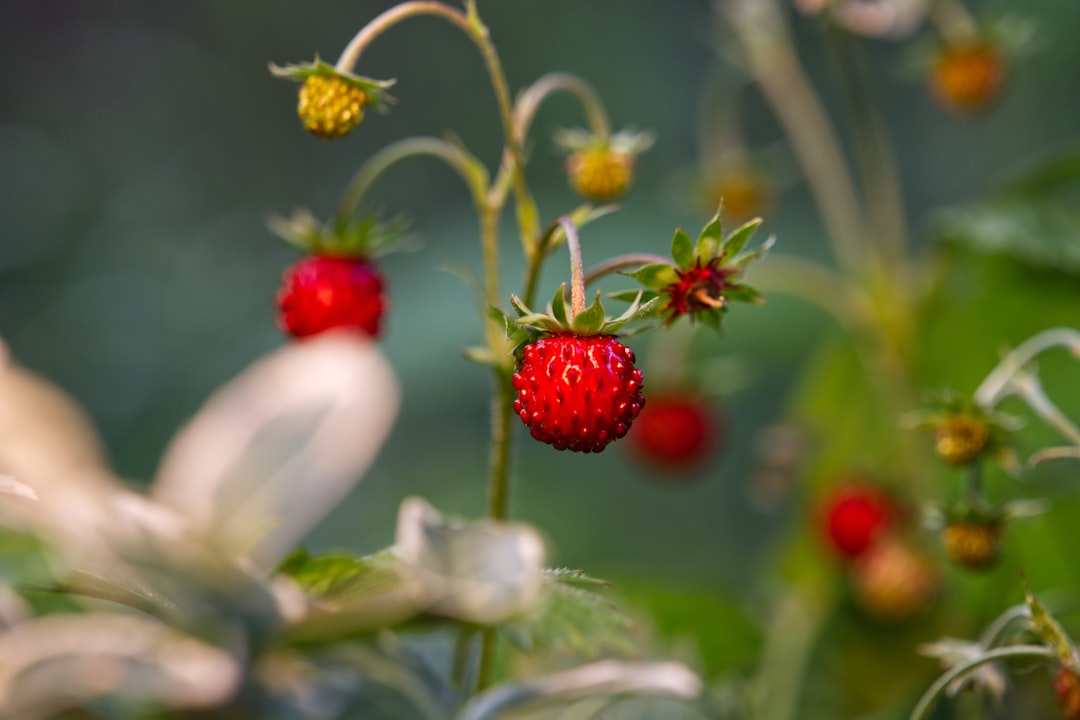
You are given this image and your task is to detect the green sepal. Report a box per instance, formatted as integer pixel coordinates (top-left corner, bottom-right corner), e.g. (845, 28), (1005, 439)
(722, 217), (764, 259)
(696, 308), (724, 332)
(723, 283), (765, 305)
(729, 234), (776, 269)
(551, 284), (569, 325)
(509, 294), (532, 318)
(599, 293), (661, 334)
(268, 56), (397, 110)
(571, 292), (607, 334)
(623, 262), (679, 292)
(697, 207), (724, 259)
(671, 228), (695, 270)
(1024, 581), (1080, 673)
(268, 207), (410, 258)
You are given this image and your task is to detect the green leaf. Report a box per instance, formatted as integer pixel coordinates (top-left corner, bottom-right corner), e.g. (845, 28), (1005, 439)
(624, 262), (679, 291)
(934, 202), (1080, 276)
(722, 218), (763, 258)
(571, 293), (607, 335)
(670, 229), (695, 270)
(277, 547), (403, 602)
(551, 284), (569, 325)
(501, 569), (637, 659)
(602, 296), (662, 334)
(608, 288), (661, 305)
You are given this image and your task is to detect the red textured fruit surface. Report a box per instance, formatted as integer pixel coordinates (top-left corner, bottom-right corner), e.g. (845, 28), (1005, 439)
(1055, 665), (1080, 720)
(819, 483), (896, 559)
(630, 395), (717, 470)
(512, 333), (645, 453)
(277, 256), (386, 338)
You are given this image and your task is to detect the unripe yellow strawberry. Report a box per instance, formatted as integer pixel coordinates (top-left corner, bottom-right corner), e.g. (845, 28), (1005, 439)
(566, 148), (634, 202)
(934, 412), (991, 466)
(941, 519), (1002, 571)
(705, 170), (768, 224)
(850, 538), (939, 622)
(298, 74), (368, 140)
(929, 41), (1007, 115)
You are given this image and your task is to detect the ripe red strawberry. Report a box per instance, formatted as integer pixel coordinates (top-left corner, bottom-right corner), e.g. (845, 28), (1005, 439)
(819, 482), (897, 559)
(277, 255), (386, 338)
(629, 394), (718, 470)
(1055, 665), (1080, 720)
(512, 333), (644, 453)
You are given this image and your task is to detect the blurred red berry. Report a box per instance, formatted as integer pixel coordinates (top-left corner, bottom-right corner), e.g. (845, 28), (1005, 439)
(277, 256), (386, 339)
(512, 333), (645, 453)
(819, 483), (896, 559)
(929, 41), (1007, 115)
(629, 394), (719, 471)
(1055, 665), (1080, 720)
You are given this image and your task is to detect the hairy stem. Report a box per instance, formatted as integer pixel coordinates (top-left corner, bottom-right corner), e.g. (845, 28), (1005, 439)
(909, 645), (1056, 720)
(581, 253), (670, 289)
(560, 217), (586, 317)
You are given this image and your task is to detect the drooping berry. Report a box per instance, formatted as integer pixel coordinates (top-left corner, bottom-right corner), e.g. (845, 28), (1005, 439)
(942, 518), (1003, 571)
(277, 256), (386, 338)
(849, 538), (939, 622)
(512, 333), (645, 453)
(819, 482), (897, 559)
(705, 170), (769, 224)
(929, 41), (1007, 115)
(934, 412), (991, 466)
(298, 74), (368, 139)
(661, 258), (739, 326)
(629, 394), (719, 471)
(1055, 665), (1080, 720)
(566, 148), (635, 202)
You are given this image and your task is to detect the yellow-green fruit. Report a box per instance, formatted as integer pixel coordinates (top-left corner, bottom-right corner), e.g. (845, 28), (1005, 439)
(934, 413), (991, 466)
(850, 539), (938, 622)
(566, 149), (634, 202)
(705, 171), (768, 223)
(942, 520), (1002, 571)
(298, 75), (367, 140)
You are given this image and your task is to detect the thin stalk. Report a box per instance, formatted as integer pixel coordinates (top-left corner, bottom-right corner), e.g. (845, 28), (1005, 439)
(966, 463), (984, 504)
(724, 0), (867, 280)
(334, 0), (538, 253)
(909, 645), (1056, 720)
(973, 328), (1080, 409)
(477, 628), (498, 692)
(1012, 373), (1080, 447)
(334, 136), (488, 223)
(977, 605), (1031, 649)
(451, 627), (477, 692)
(829, 29), (909, 272)
(581, 253), (670, 289)
(559, 217), (586, 316)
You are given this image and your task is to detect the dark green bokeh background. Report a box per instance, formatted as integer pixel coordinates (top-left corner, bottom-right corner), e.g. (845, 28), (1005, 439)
(1, 0), (1078, 621)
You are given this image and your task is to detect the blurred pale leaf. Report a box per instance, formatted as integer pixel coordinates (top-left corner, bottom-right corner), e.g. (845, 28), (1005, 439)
(151, 332), (401, 571)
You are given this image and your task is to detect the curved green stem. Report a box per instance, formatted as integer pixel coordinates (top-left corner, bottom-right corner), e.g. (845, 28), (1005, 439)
(492, 72), (611, 208)
(334, 0), (538, 253)
(978, 605), (1031, 649)
(581, 253), (670, 289)
(746, 253), (874, 332)
(1012, 373), (1080, 447)
(909, 645), (1056, 720)
(335, 136), (489, 223)
(973, 328), (1080, 409)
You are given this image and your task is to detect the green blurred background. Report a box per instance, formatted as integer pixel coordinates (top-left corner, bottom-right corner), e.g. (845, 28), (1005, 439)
(2, 0), (1080, 673)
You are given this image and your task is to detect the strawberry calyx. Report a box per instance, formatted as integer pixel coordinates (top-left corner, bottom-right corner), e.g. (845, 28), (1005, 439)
(505, 284), (658, 351)
(270, 56), (396, 112)
(268, 207), (410, 259)
(906, 390), (1020, 471)
(614, 207), (772, 331)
